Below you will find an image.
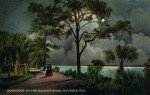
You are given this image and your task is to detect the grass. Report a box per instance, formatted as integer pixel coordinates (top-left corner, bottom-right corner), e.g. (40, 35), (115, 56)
(0, 73), (34, 89)
(0, 72), (14, 78)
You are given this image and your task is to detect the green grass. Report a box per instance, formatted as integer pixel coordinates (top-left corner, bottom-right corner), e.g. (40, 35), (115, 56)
(0, 73), (34, 89)
(0, 72), (14, 78)
(40, 67), (44, 70)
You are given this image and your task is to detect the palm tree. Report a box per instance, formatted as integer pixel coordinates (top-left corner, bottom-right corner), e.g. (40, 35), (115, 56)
(104, 45), (139, 72)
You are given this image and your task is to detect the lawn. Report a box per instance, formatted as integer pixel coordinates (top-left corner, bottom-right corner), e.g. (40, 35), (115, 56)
(0, 72), (34, 89)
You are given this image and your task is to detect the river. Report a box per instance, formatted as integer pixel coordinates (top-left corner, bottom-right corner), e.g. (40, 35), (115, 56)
(53, 66), (144, 77)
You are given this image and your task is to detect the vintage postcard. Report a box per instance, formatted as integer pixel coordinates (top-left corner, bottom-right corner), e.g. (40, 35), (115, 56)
(0, 0), (150, 95)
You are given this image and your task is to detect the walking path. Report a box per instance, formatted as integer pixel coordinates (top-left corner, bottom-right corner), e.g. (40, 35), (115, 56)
(1, 71), (86, 95)
(11, 71), (86, 89)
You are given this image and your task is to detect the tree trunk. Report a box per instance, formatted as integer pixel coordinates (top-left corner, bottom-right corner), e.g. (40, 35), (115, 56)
(76, 24), (81, 75)
(43, 57), (46, 71)
(6, 55), (10, 77)
(43, 35), (46, 71)
(76, 40), (81, 75)
(8, 56), (13, 77)
(119, 59), (124, 73)
(14, 51), (20, 76)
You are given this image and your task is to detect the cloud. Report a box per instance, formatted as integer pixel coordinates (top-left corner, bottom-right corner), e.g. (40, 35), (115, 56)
(132, 33), (150, 55)
(132, 49), (149, 65)
(129, 8), (150, 36)
(28, 33), (39, 40)
(8, 0), (150, 66)
(46, 33), (149, 66)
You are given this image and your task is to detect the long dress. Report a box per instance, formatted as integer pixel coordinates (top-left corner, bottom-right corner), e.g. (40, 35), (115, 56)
(49, 64), (53, 76)
(46, 65), (50, 76)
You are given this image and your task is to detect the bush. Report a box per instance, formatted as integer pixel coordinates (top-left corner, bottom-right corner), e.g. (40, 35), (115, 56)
(52, 66), (60, 72)
(111, 70), (144, 94)
(91, 59), (105, 66)
(84, 66), (110, 93)
(61, 69), (77, 78)
(144, 59), (150, 94)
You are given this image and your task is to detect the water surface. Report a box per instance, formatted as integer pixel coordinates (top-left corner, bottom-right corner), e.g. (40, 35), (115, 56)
(53, 66), (144, 77)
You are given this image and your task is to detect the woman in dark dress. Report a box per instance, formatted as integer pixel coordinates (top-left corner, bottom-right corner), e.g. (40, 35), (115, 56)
(46, 64), (50, 76)
(49, 64), (53, 76)
(46, 64), (53, 76)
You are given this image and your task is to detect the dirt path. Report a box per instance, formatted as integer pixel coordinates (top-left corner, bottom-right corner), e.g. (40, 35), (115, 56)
(11, 71), (86, 89)
(1, 71), (86, 95)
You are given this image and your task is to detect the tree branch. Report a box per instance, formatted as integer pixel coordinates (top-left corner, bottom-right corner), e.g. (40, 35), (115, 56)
(79, 10), (84, 22)
(79, 31), (96, 42)
(79, 10), (91, 20)
(79, 35), (97, 56)
(79, 31), (88, 42)
(65, 20), (76, 37)
(80, 21), (98, 30)
(85, 35), (97, 42)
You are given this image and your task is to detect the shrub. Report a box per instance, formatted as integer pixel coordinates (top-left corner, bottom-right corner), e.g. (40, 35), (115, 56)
(85, 66), (103, 92)
(144, 59), (150, 94)
(61, 69), (77, 78)
(84, 65), (111, 93)
(91, 59), (105, 66)
(52, 66), (60, 72)
(111, 70), (144, 94)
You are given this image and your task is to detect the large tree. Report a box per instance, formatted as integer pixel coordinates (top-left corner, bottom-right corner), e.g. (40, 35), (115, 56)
(28, 37), (51, 68)
(0, 31), (28, 76)
(104, 45), (139, 72)
(28, 0), (131, 75)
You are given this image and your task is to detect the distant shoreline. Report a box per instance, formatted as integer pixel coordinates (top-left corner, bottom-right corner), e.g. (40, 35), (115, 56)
(51, 65), (145, 67)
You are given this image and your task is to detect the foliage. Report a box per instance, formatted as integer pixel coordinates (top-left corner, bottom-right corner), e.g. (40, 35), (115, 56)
(52, 66), (60, 72)
(27, 37), (51, 67)
(104, 45), (139, 62)
(111, 70), (144, 94)
(61, 69), (77, 78)
(104, 45), (139, 72)
(115, 45), (139, 61)
(0, 30), (10, 43)
(85, 66), (104, 92)
(144, 59), (150, 94)
(0, 31), (29, 76)
(60, 65), (145, 94)
(103, 49), (115, 62)
(91, 59), (105, 66)
(0, 30), (51, 76)
(83, 66), (144, 94)
(83, 61), (112, 93)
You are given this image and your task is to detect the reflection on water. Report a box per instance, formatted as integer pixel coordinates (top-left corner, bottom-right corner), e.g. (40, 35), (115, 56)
(53, 66), (144, 77)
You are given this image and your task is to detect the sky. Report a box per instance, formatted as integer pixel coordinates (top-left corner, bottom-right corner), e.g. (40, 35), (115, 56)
(0, 0), (150, 66)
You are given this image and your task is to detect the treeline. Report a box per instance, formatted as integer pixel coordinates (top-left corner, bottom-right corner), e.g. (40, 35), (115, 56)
(0, 30), (52, 77)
